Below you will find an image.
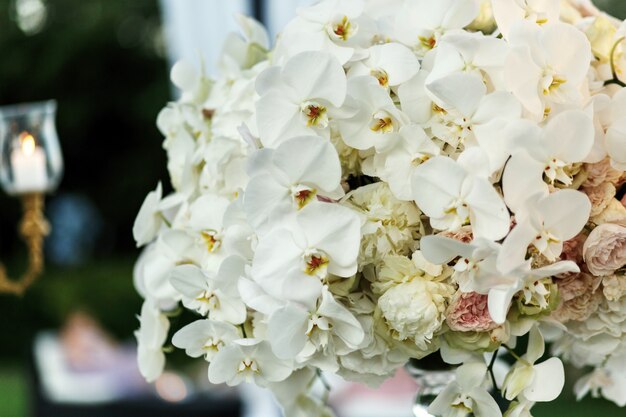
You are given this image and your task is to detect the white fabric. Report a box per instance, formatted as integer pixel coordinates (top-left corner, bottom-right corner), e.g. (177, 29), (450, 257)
(159, 0), (251, 76)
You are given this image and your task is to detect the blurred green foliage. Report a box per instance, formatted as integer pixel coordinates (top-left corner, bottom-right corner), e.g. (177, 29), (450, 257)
(597, 0), (626, 18)
(0, 0), (169, 259)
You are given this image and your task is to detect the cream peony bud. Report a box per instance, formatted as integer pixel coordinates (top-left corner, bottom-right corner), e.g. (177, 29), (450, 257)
(583, 223), (626, 276)
(584, 16), (617, 61)
(378, 279), (453, 350)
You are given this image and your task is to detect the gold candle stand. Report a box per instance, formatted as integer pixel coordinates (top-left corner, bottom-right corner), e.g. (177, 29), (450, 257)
(0, 193), (49, 295)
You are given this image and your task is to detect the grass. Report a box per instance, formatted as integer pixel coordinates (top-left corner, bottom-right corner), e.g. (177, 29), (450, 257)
(0, 366), (28, 417)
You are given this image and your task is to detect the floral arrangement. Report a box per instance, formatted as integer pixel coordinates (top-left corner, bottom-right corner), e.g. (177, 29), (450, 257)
(132, 0), (626, 415)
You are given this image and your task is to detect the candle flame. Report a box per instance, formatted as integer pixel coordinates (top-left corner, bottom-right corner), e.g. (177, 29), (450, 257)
(19, 132), (36, 156)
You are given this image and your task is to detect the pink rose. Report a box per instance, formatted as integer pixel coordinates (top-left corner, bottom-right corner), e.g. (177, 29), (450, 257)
(560, 232), (588, 264)
(583, 224), (626, 276)
(438, 226), (473, 243)
(621, 194), (626, 209)
(552, 273), (602, 323)
(446, 292), (497, 332)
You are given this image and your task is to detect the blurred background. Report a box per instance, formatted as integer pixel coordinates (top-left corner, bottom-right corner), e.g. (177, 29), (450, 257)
(0, 0), (625, 416)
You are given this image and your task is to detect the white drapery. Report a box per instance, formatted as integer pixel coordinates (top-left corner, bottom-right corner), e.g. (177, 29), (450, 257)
(159, 0), (314, 76)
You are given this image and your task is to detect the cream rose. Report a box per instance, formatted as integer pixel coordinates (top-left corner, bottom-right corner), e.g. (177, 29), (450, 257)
(583, 224), (626, 276)
(584, 158), (623, 188)
(590, 199), (626, 227)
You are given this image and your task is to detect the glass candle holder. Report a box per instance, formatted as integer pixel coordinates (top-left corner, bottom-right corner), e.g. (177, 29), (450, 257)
(0, 100), (63, 195)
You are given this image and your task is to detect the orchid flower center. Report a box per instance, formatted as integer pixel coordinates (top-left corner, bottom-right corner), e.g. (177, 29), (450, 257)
(203, 337), (224, 354)
(371, 68), (389, 87)
(200, 230), (222, 253)
(524, 4), (549, 25)
(301, 101), (329, 127)
(328, 15), (358, 41)
(533, 227), (561, 260)
(543, 157), (571, 185)
(411, 152), (431, 166)
(306, 313), (333, 348)
(522, 279), (551, 309)
(418, 34), (438, 51)
(452, 257), (481, 289)
(303, 249), (330, 278)
(443, 197), (471, 229)
(195, 289), (219, 316)
(369, 110), (395, 133)
(541, 72), (567, 96)
(451, 393), (474, 413)
(291, 185), (318, 209)
(237, 358), (259, 381)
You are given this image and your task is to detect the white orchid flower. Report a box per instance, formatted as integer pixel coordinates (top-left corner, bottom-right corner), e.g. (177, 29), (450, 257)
(485, 259), (579, 324)
(574, 353), (626, 407)
(338, 76), (409, 151)
(605, 116), (626, 171)
(429, 362), (502, 417)
(398, 71), (434, 124)
(218, 14), (270, 72)
(412, 149), (510, 240)
(208, 339), (293, 387)
(170, 59), (211, 105)
(500, 190), (591, 263)
(394, 0), (479, 56)
(425, 32), (509, 89)
(255, 51), (348, 148)
(221, 195), (257, 262)
(347, 42), (420, 88)
(198, 136), (249, 197)
(251, 203), (361, 310)
(187, 193), (233, 270)
(244, 136), (343, 234)
(170, 256), (247, 324)
(135, 300), (170, 383)
(505, 21), (591, 118)
(172, 319), (241, 361)
(157, 105), (198, 190)
(374, 124), (441, 201)
(273, 0), (370, 65)
(426, 72), (522, 171)
(502, 109), (594, 212)
(421, 235), (579, 323)
(267, 286), (364, 371)
(581, 90), (626, 169)
(492, 0), (561, 39)
(133, 182), (164, 247)
(136, 230), (202, 303)
(503, 398), (535, 417)
(502, 327), (565, 402)
(420, 235), (502, 292)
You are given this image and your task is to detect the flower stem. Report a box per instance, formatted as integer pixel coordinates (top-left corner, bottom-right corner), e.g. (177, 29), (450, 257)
(316, 368), (332, 403)
(487, 349), (499, 391)
(502, 344), (532, 367)
(604, 37), (626, 87)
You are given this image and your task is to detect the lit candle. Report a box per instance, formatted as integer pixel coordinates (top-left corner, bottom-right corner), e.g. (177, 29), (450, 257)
(10, 132), (47, 193)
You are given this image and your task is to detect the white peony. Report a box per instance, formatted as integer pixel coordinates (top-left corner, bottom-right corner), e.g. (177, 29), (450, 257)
(378, 277), (453, 350)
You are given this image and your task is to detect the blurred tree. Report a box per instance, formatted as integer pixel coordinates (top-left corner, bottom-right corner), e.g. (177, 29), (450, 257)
(0, 0), (169, 260)
(598, 0), (626, 17)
